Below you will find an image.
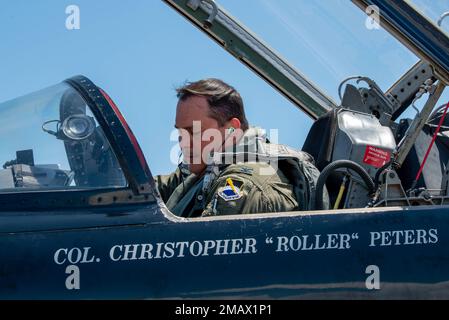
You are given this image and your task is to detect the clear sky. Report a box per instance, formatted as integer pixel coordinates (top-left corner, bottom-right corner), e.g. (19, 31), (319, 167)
(1, 0), (448, 176)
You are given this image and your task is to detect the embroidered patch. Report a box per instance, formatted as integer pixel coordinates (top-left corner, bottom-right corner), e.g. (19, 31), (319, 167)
(218, 178), (243, 201)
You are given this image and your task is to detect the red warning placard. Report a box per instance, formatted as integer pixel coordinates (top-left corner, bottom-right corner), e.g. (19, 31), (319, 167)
(363, 145), (390, 168)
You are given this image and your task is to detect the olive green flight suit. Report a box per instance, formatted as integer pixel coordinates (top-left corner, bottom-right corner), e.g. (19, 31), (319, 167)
(155, 126), (326, 217)
(155, 161), (299, 218)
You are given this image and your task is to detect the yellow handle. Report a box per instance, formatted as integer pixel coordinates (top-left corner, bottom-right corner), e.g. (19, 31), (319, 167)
(226, 178), (238, 193)
(333, 176), (348, 210)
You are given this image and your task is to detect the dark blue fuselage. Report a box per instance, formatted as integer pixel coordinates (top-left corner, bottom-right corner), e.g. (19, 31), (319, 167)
(1, 201), (448, 299)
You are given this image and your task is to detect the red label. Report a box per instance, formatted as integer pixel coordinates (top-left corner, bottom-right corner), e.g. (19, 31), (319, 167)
(363, 146), (390, 168)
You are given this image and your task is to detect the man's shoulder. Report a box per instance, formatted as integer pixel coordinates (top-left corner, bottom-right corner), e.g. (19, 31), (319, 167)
(217, 162), (287, 185)
(203, 161), (299, 216)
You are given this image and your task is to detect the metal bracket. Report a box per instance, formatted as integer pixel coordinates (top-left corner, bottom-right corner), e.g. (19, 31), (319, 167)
(340, 76), (394, 126)
(379, 169), (410, 207)
(394, 81), (446, 167)
(386, 61), (435, 120)
(187, 0), (218, 28)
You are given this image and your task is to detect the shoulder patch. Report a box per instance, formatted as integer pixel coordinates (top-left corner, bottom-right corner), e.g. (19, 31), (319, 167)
(218, 178), (243, 201)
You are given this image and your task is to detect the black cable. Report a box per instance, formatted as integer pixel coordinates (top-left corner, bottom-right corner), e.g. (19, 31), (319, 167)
(41, 119), (60, 136)
(338, 76), (363, 102)
(374, 160), (393, 190)
(315, 160), (375, 210)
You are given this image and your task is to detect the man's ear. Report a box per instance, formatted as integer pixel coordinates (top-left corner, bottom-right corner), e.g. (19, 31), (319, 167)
(227, 118), (241, 130)
(223, 118), (244, 148)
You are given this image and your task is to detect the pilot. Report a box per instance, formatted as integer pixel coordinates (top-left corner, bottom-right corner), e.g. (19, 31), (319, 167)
(155, 78), (326, 217)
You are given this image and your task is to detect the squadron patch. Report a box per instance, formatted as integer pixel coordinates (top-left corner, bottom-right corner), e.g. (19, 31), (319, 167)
(218, 178), (243, 201)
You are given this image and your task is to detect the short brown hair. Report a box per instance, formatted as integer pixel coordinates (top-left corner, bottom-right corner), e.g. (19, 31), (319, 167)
(176, 78), (249, 131)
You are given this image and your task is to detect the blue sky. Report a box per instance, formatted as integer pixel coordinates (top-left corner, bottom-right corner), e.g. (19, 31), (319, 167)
(1, 0), (448, 176)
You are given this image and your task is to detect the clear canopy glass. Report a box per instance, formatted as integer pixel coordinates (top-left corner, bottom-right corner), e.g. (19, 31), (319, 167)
(218, 0), (449, 120)
(219, 0), (423, 104)
(0, 83), (126, 191)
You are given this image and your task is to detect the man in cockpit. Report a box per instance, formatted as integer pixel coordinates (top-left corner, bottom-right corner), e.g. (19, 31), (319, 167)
(155, 78), (325, 218)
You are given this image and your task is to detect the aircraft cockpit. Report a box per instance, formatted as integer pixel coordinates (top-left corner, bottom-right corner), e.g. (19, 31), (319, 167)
(166, 0), (449, 211)
(2, 0), (449, 214)
(4, 0), (449, 300)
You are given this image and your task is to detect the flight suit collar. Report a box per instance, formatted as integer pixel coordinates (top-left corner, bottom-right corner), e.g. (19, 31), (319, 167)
(165, 174), (204, 217)
(208, 126), (268, 165)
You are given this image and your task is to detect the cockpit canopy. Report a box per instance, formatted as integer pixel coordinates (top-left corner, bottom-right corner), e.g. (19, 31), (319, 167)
(0, 82), (126, 191)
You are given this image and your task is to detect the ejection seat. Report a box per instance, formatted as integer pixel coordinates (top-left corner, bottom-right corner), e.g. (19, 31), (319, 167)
(301, 106), (397, 210)
(302, 109), (338, 172)
(302, 109), (342, 207)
